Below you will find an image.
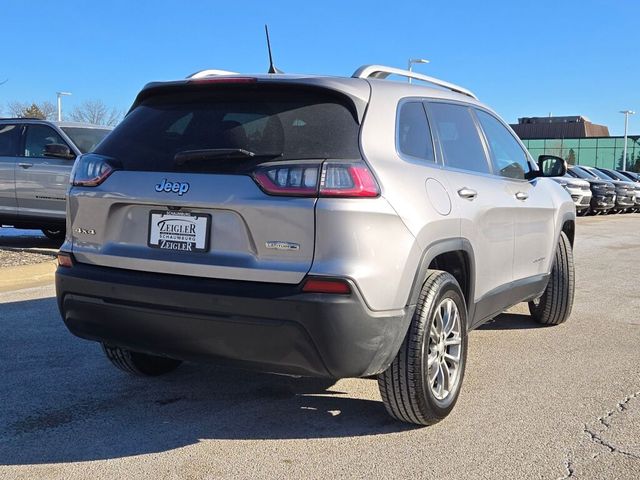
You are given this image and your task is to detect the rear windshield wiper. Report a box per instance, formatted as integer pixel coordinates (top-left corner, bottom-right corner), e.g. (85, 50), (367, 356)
(174, 148), (281, 165)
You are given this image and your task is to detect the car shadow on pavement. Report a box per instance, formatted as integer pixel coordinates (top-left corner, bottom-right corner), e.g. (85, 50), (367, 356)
(478, 312), (549, 330)
(0, 231), (61, 250)
(0, 297), (415, 466)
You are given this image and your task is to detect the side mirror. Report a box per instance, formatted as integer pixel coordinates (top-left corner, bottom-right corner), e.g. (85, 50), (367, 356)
(530, 155), (567, 178)
(44, 143), (75, 160)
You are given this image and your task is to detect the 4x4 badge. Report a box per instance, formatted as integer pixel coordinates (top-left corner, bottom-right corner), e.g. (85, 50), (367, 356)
(155, 179), (190, 196)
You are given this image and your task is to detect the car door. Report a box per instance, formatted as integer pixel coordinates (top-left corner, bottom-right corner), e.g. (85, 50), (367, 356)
(474, 108), (555, 283)
(426, 101), (515, 314)
(0, 123), (22, 220)
(15, 124), (75, 220)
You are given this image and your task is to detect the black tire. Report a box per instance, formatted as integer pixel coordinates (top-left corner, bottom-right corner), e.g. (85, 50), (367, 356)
(41, 228), (65, 241)
(378, 270), (468, 426)
(528, 231), (574, 325)
(102, 344), (182, 376)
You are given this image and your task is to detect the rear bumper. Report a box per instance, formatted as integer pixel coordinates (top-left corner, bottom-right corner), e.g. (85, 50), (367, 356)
(55, 262), (411, 378)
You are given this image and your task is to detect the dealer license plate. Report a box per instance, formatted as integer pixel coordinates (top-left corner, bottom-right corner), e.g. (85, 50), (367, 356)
(148, 210), (211, 252)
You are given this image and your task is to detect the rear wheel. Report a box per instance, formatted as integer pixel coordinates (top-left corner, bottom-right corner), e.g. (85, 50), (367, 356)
(102, 344), (182, 376)
(378, 270), (468, 425)
(41, 228), (65, 241)
(528, 231), (574, 325)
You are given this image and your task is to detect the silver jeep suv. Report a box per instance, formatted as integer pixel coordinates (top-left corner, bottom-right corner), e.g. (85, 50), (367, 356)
(55, 65), (576, 425)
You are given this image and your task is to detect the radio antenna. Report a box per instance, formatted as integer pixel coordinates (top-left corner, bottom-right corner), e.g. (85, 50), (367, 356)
(265, 25), (283, 74)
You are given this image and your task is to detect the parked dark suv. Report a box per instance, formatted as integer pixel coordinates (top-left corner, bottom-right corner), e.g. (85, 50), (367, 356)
(595, 167), (640, 213)
(567, 166), (616, 214)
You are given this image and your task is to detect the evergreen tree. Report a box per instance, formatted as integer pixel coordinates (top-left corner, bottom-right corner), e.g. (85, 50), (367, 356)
(21, 103), (46, 119)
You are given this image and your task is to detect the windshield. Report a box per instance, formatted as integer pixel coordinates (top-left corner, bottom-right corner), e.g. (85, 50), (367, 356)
(61, 127), (112, 153)
(571, 167), (596, 179)
(586, 167), (615, 181)
(94, 86), (361, 173)
(602, 169), (631, 182)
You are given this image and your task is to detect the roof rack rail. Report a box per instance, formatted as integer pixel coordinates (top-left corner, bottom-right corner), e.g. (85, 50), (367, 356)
(187, 69), (239, 79)
(352, 64), (477, 100)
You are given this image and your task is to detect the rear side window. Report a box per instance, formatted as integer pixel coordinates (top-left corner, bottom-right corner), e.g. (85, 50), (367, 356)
(475, 110), (530, 180)
(95, 87), (361, 173)
(397, 102), (434, 162)
(0, 124), (20, 156)
(24, 125), (68, 158)
(428, 103), (490, 174)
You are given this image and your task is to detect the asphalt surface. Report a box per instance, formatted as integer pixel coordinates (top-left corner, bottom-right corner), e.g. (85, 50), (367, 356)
(0, 215), (638, 479)
(0, 227), (60, 267)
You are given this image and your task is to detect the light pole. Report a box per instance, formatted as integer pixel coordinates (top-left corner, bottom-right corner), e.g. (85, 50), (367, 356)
(407, 58), (429, 83)
(56, 91), (72, 121)
(620, 110), (635, 171)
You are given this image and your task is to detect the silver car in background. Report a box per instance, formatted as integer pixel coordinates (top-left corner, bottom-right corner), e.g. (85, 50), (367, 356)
(0, 119), (112, 239)
(55, 65), (576, 425)
(552, 175), (592, 215)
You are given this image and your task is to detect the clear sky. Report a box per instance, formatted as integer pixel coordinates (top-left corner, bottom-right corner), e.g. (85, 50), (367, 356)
(1, 0), (637, 134)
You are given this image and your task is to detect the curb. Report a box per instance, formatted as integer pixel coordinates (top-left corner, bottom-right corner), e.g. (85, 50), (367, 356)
(0, 261), (57, 293)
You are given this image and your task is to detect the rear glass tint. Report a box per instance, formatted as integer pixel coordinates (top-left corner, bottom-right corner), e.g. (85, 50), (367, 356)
(94, 86), (361, 173)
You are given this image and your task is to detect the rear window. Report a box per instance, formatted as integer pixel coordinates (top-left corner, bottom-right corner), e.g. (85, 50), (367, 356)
(94, 86), (361, 173)
(61, 127), (112, 153)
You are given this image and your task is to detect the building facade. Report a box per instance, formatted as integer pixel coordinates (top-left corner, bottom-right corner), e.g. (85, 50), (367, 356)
(510, 116), (639, 171)
(520, 136), (640, 171)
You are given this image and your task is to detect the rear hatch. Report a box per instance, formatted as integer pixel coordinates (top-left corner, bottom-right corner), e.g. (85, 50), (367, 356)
(67, 79), (369, 283)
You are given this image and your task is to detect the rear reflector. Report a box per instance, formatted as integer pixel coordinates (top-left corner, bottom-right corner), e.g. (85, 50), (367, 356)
(57, 252), (73, 268)
(302, 278), (351, 294)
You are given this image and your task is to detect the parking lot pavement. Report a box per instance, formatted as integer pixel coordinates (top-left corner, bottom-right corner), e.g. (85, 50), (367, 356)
(0, 215), (638, 480)
(0, 227), (59, 267)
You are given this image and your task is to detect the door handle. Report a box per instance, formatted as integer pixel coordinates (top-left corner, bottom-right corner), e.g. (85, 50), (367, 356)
(515, 191), (529, 201)
(457, 187), (478, 200)
(18, 162), (33, 169)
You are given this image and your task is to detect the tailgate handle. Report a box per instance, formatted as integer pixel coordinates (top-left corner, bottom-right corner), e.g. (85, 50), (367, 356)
(18, 162), (33, 169)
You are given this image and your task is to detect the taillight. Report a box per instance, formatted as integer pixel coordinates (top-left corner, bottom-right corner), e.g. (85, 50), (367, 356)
(252, 161), (379, 198)
(253, 163), (321, 196)
(71, 154), (119, 187)
(319, 162), (379, 197)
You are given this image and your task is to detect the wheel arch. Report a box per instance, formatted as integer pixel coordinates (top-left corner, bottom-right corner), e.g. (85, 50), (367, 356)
(406, 239), (475, 322)
(561, 217), (575, 246)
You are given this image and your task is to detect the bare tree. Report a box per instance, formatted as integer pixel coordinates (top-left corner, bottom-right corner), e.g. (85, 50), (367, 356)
(69, 99), (122, 126)
(6, 100), (56, 120)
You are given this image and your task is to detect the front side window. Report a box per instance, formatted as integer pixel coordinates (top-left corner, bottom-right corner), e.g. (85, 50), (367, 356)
(0, 124), (20, 156)
(397, 102), (435, 162)
(428, 103), (490, 174)
(24, 125), (68, 158)
(476, 110), (530, 180)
